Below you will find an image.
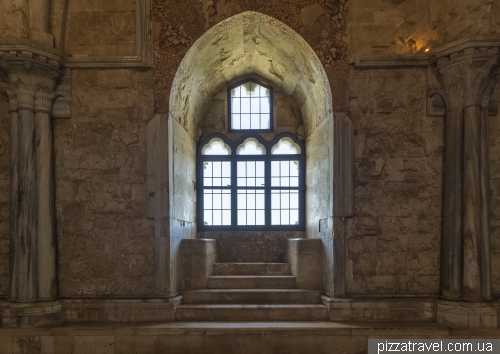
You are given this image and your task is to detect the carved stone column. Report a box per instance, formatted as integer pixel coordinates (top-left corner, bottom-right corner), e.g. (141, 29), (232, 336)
(433, 46), (499, 301)
(0, 47), (64, 305)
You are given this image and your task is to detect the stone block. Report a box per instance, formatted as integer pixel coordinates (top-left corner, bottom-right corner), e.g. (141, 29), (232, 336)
(182, 239), (216, 290)
(286, 238), (322, 290)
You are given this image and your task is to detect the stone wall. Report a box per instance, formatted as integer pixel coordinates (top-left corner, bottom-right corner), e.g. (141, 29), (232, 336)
(65, 0), (137, 57)
(489, 99), (500, 296)
(0, 97), (9, 297)
(54, 68), (155, 297)
(346, 67), (442, 295)
(349, 0), (499, 56)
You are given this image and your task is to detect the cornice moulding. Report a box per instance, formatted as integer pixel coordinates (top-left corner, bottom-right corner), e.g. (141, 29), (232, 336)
(0, 39), (65, 72)
(350, 54), (430, 68)
(352, 36), (500, 69)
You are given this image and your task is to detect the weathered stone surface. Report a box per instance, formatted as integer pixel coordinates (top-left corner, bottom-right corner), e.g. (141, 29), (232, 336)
(489, 102), (500, 296)
(0, 97), (9, 297)
(199, 231), (304, 263)
(65, 0), (137, 57)
(346, 67), (442, 295)
(55, 69), (155, 297)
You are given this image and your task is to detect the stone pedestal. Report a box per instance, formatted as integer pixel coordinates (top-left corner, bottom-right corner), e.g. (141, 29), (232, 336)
(286, 238), (322, 290)
(182, 239), (217, 290)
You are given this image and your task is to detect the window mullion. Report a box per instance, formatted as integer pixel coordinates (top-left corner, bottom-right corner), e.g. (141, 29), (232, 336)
(231, 155), (237, 229)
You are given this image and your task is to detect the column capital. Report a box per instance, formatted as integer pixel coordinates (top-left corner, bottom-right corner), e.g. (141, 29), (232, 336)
(0, 40), (65, 112)
(433, 45), (500, 108)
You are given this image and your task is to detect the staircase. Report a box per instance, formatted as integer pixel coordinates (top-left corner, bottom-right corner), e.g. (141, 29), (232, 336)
(176, 262), (328, 321)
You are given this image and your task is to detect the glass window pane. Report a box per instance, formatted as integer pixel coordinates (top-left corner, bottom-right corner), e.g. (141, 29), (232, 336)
(260, 97), (270, 113)
(290, 192), (299, 209)
(271, 210), (280, 225)
(241, 115), (251, 129)
(213, 210), (222, 225)
(290, 210), (299, 225)
(271, 138), (301, 155)
(260, 114), (270, 129)
(204, 192), (212, 209)
(247, 193), (255, 209)
(232, 97), (240, 113)
(271, 177), (279, 187)
(238, 193), (246, 209)
(213, 193), (222, 209)
(247, 161), (255, 177)
(222, 193), (231, 209)
(232, 116), (241, 129)
(250, 114), (260, 129)
(271, 191), (280, 209)
(238, 210), (246, 225)
(213, 178), (221, 187)
(290, 161), (299, 176)
(280, 177), (289, 187)
(256, 210), (265, 225)
(280, 161), (289, 175)
(222, 210), (231, 225)
(237, 177), (246, 187)
(256, 193), (265, 208)
(241, 98), (251, 113)
(202, 139), (231, 155)
(204, 210), (212, 225)
(256, 177), (265, 186)
(256, 162), (265, 177)
(213, 162), (221, 177)
(281, 210), (289, 225)
(247, 210), (256, 225)
(290, 177), (298, 187)
(222, 178), (231, 186)
(247, 178), (256, 187)
(222, 162), (231, 177)
(237, 161), (246, 176)
(237, 138), (265, 155)
(204, 177), (212, 187)
(281, 192), (289, 208)
(204, 162), (213, 177)
(271, 161), (279, 177)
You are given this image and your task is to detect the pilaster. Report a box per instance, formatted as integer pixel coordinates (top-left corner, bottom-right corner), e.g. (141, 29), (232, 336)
(0, 42), (66, 327)
(432, 45), (500, 302)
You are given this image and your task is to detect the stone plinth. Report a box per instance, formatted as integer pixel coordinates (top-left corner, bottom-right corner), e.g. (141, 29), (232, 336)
(0, 301), (63, 328)
(437, 300), (498, 328)
(286, 238), (322, 290)
(182, 239), (216, 290)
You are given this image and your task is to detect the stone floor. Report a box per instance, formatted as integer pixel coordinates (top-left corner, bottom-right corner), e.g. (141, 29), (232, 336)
(1, 321), (499, 354)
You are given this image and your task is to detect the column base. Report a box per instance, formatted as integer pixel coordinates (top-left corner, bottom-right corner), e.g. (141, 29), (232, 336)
(437, 299), (498, 328)
(0, 300), (64, 328)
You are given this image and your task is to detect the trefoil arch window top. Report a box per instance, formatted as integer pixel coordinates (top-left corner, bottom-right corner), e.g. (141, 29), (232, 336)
(197, 133), (305, 231)
(228, 79), (273, 131)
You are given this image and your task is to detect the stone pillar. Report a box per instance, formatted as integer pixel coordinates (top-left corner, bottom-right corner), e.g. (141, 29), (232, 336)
(435, 46), (499, 301)
(0, 49), (63, 306)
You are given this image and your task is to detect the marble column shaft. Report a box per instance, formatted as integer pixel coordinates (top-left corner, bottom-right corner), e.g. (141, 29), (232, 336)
(462, 105), (482, 301)
(441, 106), (463, 300)
(15, 107), (38, 301)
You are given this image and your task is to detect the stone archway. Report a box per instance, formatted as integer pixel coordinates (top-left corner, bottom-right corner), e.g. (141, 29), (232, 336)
(147, 11), (352, 296)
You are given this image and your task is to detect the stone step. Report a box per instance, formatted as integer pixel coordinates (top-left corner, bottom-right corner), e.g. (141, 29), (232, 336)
(212, 262), (291, 275)
(207, 275), (296, 289)
(182, 289), (322, 304)
(175, 304), (328, 321)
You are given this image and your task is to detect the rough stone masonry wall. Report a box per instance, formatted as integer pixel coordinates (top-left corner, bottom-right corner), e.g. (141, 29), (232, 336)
(346, 67), (442, 295)
(489, 99), (500, 296)
(54, 69), (155, 297)
(65, 0), (137, 57)
(0, 98), (9, 297)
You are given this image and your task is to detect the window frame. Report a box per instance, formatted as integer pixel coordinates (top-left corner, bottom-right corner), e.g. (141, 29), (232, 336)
(197, 132), (305, 231)
(227, 78), (274, 133)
